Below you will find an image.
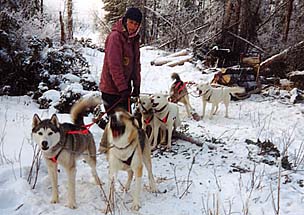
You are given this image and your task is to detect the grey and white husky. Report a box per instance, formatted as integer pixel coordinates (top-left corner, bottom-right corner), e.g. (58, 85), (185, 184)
(32, 97), (102, 209)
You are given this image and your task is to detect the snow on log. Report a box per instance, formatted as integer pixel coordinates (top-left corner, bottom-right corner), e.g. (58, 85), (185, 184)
(260, 40), (304, 73)
(151, 49), (192, 66)
(166, 55), (193, 67)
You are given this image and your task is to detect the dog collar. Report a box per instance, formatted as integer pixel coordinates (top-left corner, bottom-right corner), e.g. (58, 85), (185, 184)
(112, 139), (137, 166)
(203, 89), (212, 101)
(202, 89), (210, 96)
(112, 139), (135, 150)
(140, 103), (149, 113)
(155, 104), (167, 113)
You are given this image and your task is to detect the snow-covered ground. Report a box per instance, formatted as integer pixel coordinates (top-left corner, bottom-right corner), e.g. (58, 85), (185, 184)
(1, 46), (304, 215)
(1, 1), (304, 213)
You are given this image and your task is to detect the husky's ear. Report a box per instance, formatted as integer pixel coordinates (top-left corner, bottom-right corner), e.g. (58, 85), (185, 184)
(32, 114), (41, 128)
(50, 114), (60, 127)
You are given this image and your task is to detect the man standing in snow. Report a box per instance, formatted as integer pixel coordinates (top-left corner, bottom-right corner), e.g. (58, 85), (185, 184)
(98, 7), (142, 129)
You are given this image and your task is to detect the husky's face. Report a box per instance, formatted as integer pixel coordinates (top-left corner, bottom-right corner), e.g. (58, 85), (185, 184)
(197, 83), (210, 95)
(151, 94), (168, 110)
(109, 109), (138, 139)
(138, 95), (153, 114)
(32, 114), (61, 151)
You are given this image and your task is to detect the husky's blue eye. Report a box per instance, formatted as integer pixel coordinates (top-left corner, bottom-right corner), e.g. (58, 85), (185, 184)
(48, 132), (53, 135)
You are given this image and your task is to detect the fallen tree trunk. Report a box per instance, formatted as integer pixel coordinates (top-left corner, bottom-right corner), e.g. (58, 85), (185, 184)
(173, 131), (204, 147)
(260, 40), (304, 76)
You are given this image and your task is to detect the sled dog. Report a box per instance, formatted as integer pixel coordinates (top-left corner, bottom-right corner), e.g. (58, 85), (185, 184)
(136, 95), (167, 149)
(137, 95), (155, 145)
(169, 72), (193, 117)
(197, 82), (245, 119)
(151, 93), (181, 150)
(102, 109), (157, 211)
(32, 97), (102, 209)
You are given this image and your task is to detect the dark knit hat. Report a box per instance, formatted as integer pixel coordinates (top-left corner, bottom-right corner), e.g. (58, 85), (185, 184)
(124, 7), (142, 23)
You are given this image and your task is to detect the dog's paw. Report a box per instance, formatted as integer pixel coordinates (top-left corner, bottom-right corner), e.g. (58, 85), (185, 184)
(120, 184), (130, 192)
(166, 148), (172, 152)
(164, 145), (172, 152)
(131, 202), (141, 211)
(192, 112), (200, 121)
(50, 198), (59, 204)
(50, 194), (59, 204)
(66, 202), (77, 209)
(144, 184), (158, 193)
(149, 185), (158, 193)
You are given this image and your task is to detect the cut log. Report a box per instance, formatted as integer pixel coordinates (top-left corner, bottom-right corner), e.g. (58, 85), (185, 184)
(165, 49), (190, 58)
(151, 54), (193, 67)
(166, 55), (193, 67)
(150, 57), (172, 66)
(151, 49), (190, 66)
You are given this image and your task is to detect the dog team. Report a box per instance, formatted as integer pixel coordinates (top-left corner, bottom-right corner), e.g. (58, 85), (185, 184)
(32, 72), (245, 212)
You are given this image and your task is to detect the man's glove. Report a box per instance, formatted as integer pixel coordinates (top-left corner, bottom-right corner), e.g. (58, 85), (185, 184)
(120, 89), (130, 101)
(131, 86), (140, 97)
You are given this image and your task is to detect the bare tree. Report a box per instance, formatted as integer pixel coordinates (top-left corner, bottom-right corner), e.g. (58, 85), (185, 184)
(67, 0), (73, 41)
(282, 0), (294, 42)
(41, 0), (43, 13)
(141, 0), (147, 44)
(59, 11), (66, 45)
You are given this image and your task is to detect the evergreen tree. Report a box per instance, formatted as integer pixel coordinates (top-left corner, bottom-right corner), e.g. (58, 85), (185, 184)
(103, 0), (144, 25)
(103, 0), (128, 24)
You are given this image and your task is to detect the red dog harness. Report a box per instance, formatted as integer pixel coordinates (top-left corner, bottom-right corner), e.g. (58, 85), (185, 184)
(175, 81), (188, 94)
(49, 122), (95, 163)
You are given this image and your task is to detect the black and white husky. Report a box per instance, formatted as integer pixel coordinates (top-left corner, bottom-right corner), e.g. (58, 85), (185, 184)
(32, 97), (102, 209)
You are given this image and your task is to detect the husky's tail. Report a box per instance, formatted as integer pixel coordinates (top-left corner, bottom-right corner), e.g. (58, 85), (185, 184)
(70, 95), (102, 125)
(171, 72), (182, 82)
(228, 86), (246, 95)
